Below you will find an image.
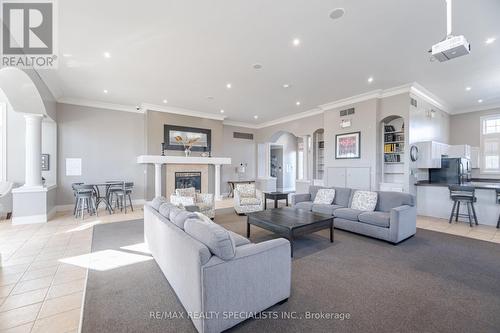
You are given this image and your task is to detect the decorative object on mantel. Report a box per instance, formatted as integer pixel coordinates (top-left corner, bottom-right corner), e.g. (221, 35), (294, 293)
(201, 147), (209, 157)
(161, 143), (166, 156)
(335, 131), (361, 159)
(174, 135), (199, 157)
(164, 125), (211, 153)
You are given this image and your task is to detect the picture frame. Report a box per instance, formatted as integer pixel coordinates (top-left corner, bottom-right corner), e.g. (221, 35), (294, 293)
(335, 131), (361, 159)
(41, 154), (50, 171)
(164, 125), (211, 152)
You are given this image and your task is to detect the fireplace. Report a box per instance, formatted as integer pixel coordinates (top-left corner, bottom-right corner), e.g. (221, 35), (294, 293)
(175, 172), (202, 192)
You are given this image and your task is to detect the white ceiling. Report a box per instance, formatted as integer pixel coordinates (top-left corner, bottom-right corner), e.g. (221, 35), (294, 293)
(40, 0), (500, 123)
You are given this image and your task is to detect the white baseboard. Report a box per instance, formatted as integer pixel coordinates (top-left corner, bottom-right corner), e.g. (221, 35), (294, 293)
(12, 214), (49, 225)
(56, 199), (146, 212)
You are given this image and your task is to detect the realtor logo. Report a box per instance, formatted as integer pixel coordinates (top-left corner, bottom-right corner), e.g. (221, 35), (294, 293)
(1, 0), (58, 68)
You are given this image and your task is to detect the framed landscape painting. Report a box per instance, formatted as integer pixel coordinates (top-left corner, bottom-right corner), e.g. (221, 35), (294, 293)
(335, 131), (360, 159)
(164, 125), (211, 152)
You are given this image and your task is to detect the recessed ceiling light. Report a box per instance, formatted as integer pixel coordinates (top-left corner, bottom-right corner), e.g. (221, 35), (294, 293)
(62, 53), (72, 58)
(283, 84), (291, 88)
(329, 8), (345, 20)
(206, 96), (214, 101)
(296, 101), (301, 106)
(465, 86), (472, 91)
(254, 115), (259, 119)
(103, 89), (108, 94)
(292, 38), (301, 46)
(485, 37), (496, 45)
(253, 63), (263, 70)
(220, 109), (224, 114)
(478, 99), (483, 103)
(226, 83), (232, 89)
(163, 99), (168, 104)
(103, 52), (111, 58)
(367, 77), (374, 83)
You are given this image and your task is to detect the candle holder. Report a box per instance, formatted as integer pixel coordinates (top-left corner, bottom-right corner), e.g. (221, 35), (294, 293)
(161, 142), (165, 156)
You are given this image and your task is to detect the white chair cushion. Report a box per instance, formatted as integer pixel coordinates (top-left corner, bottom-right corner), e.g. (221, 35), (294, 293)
(236, 184), (256, 198)
(240, 197), (261, 206)
(313, 189), (336, 204)
(350, 190), (378, 212)
(175, 187), (196, 198)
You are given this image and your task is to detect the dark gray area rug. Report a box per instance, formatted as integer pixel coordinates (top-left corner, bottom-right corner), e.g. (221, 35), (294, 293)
(82, 210), (500, 333)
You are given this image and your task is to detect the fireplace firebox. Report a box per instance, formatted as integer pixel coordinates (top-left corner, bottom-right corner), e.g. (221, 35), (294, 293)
(175, 172), (202, 192)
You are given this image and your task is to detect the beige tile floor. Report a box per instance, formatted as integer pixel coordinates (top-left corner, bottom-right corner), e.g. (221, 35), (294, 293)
(1, 202), (498, 333)
(0, 206), (143, 333)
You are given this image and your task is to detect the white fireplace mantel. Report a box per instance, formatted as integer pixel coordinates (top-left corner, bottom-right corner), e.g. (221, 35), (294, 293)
(137, 155), (232, 200)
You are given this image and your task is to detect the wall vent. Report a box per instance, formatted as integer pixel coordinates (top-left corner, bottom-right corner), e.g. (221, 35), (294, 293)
(233, 132), (254, 140)
(410, 98), (418, 108)
(339, 108), (355, 117)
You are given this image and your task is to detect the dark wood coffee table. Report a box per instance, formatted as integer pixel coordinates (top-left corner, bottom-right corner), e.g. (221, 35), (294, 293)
(264, 192), (291, 209)
(246, 207), (334, 257)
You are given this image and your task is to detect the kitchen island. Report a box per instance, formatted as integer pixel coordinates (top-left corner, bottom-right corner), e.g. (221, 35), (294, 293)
(416, 181), (500, 227)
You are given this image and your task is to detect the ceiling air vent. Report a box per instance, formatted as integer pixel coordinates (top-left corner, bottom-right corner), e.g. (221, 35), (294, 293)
(233, 132), (254, 140)
(410, 98), (418, 108)
(340, 108), (355, 117)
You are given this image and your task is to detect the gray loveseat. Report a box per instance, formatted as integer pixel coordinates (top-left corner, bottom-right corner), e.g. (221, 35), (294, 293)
(291, 186), (416, 244)
(144, 198), (291, 333)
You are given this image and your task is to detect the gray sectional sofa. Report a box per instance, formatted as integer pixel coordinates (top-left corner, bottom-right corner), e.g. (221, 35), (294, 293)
(292, 186), (416, 244)
(144, 197), (291, 333)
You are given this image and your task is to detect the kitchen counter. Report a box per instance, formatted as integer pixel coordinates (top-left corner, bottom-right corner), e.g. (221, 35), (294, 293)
(416, 180), (500, 190)
(416, 181), (500, 226)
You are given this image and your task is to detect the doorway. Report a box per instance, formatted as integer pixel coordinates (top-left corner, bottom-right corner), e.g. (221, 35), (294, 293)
(270, 144), (284, 191)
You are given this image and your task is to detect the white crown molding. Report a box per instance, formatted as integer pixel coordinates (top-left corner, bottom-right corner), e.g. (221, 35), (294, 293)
(58, 97), (142, 113)
(56, 82), (450, 128)
(142, 103), (226, 121)
(409, 82), (450, 113)
(223, 120), (259, 129)
(319, 90), (383, 111)
(452, 102), (500, 115)
(256, 107), (324, 129)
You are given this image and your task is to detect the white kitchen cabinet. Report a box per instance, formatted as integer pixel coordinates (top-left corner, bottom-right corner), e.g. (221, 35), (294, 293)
(448, 144), (471, 159)
(326, 167), (371, 190)
(415, 141), (449, 168)
(470, 147), (480, 169)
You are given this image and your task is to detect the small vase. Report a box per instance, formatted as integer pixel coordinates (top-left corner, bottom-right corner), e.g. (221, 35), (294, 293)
(184, 148), (191, 157)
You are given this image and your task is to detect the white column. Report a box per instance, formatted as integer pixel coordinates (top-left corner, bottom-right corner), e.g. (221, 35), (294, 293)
(214, 164), (221, 201)
(24, 114), (43, 187)
(154, 163), (162, 197)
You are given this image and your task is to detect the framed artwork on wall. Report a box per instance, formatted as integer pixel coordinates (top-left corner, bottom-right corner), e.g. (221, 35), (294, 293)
(335, 131), (361, 159)
(164, 125), (211, 152)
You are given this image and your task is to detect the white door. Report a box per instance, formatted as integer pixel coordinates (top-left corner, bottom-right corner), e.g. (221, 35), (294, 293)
(346, 167), (371, 190)
(326, 167), (346, 187)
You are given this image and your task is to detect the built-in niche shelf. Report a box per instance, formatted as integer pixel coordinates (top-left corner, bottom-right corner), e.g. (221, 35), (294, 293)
(381, 116), (406, 191)
(313, 129), (325, 181)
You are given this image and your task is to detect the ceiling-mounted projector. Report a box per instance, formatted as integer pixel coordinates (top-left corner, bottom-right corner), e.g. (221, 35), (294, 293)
(430, 0), (470, 62)
(431, 35), (470, 62)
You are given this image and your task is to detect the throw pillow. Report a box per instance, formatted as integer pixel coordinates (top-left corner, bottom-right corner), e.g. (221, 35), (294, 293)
(350, 191), (378, 211)
(184, 218), (236, 260)
(236, 183), (256, 198)
(176, 187), (196, 198)
(313, 189), (336, 204)
(151, 196), (167, 211)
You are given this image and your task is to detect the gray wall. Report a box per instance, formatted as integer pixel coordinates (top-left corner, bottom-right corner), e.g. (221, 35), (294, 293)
(221, 125), (257, 195)
(450, 107), (500, 179)
(145, 110), (224, 200)
(324, 98), (379, 189)
(56, 103), (146, 205)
